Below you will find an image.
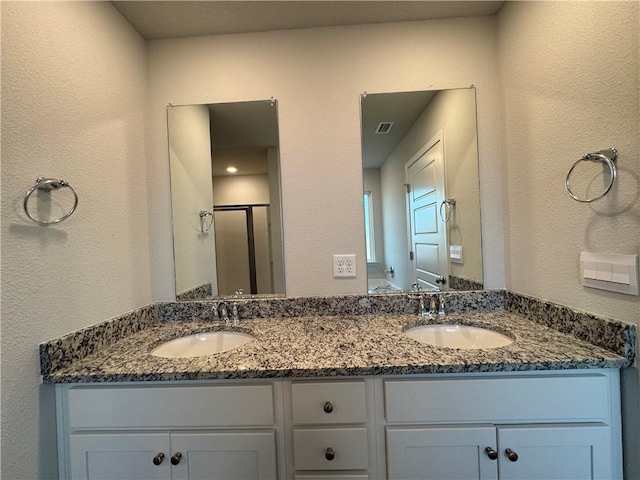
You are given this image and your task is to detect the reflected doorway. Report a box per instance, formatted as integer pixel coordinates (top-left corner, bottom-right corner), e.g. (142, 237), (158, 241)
(214, 204), (273, 295)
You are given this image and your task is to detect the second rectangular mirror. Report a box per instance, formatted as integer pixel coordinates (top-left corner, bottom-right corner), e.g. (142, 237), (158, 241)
(168, 100), (285, 300)
(361, 88), (483, 293)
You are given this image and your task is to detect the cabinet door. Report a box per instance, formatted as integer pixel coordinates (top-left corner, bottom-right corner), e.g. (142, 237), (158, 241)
(497, 424), (612, 480)
(170, 431), (277, 480)
(386, 426), (499, 480)
(69, 432), (171, 480)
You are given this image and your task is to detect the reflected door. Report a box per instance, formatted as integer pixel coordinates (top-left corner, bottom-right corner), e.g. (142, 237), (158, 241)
(214, 205), (273, 295)
(405, 132), (448, 291)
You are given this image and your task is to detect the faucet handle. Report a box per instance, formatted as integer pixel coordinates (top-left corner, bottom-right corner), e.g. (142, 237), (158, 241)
(218, 301), (230, 323)
(429, 294), (439, 316)
(418, 295), (427, 317)
(231, 304), (239, 323)
(438, 294), (446, 316)
(211, 302), (220, 320)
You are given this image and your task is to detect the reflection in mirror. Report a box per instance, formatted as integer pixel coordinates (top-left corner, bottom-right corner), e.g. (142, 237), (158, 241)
(361, 88), (483, 294)
(168, 100), (285, 300)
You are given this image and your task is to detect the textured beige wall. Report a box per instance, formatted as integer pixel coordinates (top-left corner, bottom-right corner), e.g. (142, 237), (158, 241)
(497, 2), (639, 477)
(0, 2), (151, 478)
(498, 1), (639, 323)
(147, 17), (505, 298)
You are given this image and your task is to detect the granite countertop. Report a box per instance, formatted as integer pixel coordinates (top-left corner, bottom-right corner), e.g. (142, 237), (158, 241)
(43, 309), (629, 383)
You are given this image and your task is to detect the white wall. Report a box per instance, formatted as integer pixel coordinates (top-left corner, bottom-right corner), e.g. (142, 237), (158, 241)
(0, 2), (151, 479)
(497, 1), (639, 476)
(168, 105), (216, 295)
(147, 16), (506, 299)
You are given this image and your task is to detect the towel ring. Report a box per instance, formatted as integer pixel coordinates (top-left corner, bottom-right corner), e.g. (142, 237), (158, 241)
(199, 210), (213, 232)
(439, 198), (456, 223)
(23, 177), (78, 224)
(565, 148), (617, 203)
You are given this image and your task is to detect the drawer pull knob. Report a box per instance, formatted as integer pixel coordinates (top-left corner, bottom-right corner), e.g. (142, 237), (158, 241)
(323, 401), (334, 413)
(325, 447), (335, 461)
(484, 447), (498, 460)
(152, 453), (165, 466)
(505, 449), (519, 462)
(171, 452), (182, 465)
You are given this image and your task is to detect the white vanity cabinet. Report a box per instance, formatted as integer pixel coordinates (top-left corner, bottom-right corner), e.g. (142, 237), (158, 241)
(381, 370), (622, 480)
(57, 382), (282, 480)
(284, 379), (375, 479)
(56, 369), (622, 480)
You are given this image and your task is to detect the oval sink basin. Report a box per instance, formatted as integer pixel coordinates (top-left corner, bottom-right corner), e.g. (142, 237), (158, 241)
(404, 324), (513, 350)
(150, 331), (254, 358)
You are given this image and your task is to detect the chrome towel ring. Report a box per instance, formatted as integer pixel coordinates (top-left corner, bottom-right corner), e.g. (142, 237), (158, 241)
(23, 176), (78, 224)
(199, 210), (213, 232)
(565, 148), (617, 203)
(439, 198), (456, 223)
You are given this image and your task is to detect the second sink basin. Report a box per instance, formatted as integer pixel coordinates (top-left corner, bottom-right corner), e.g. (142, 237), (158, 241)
(150, 331), (254, 358)
(404, 324), (513, 350)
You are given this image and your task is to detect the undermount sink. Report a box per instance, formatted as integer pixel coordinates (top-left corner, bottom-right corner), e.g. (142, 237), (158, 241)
(150, 331), (254, 358)
(404, 324), (513, 350)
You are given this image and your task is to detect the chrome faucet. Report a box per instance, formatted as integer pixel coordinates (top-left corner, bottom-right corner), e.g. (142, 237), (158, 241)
(422, 293), (446, 318)
(212, 301), (240, 324)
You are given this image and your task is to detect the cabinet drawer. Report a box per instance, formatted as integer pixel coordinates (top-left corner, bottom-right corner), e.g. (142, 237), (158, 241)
(67, 384), (274, 428)
(292, 381), (366, 425)
(293, 427), (368, 471)
(384, 374), (610, 423)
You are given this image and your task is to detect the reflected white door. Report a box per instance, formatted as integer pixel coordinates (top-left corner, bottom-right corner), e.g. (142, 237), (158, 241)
(405, 131), (448, 291)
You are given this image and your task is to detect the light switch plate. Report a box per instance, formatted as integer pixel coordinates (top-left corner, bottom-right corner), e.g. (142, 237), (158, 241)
(580, 252), (639, 295)
(450, 245), (463, 264)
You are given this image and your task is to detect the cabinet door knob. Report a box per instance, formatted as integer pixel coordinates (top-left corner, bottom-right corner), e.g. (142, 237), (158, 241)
(323, 401), (334, 413)
(152, 453), (165, 466)
(171, 452), (183, 465)
(484, 447), (498, 460)
(505, 448), (519, 462)
(325, 447), (335, 461)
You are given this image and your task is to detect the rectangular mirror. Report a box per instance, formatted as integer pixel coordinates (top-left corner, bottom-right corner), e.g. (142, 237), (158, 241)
(168, 100), (285, 300)
(361, 88), (483, 293)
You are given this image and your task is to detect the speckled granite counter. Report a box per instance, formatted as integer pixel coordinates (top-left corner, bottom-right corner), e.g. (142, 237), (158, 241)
(41, 303), (634, 383)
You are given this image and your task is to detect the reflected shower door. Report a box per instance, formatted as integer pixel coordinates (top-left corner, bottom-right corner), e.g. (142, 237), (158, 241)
(214, 205), (273, 295)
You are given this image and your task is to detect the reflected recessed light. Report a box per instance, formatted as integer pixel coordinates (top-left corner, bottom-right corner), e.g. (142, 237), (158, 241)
(226, 166), (238, 173)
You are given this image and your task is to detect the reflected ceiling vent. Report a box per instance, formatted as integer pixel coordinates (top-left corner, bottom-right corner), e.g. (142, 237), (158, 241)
(375, 122), (394, 134)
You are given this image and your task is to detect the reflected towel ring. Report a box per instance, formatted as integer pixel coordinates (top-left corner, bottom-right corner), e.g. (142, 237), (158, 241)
(565, 148), (617, 203)
(199, 210), (213, 232)
(439, 198), (456, 223)
(23, 177), (78, 225)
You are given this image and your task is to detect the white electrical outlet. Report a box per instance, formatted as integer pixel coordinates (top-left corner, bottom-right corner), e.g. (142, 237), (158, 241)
(333, 254), (357, 278)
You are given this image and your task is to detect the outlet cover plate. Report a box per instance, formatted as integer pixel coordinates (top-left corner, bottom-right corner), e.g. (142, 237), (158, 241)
(333, 254), (356, 278)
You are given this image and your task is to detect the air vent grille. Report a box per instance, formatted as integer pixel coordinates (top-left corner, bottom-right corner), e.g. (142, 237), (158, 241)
(375, 122), (394, 134)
